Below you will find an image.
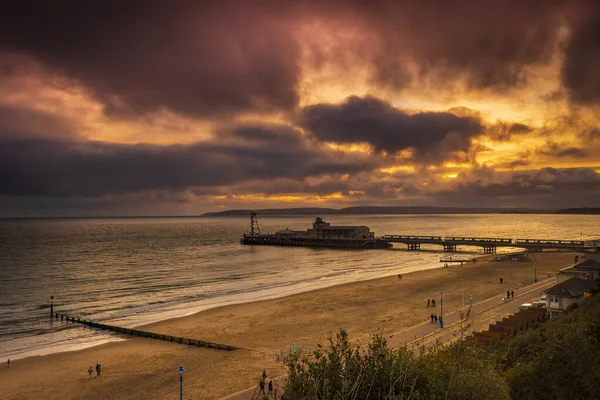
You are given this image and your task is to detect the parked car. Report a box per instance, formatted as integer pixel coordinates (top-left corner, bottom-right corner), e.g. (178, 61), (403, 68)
(519, 303), (533, 311)
(539, 296), (547, 304)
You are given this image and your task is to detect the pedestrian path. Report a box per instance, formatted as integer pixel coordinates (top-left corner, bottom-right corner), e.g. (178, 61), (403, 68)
(223, 277), (558, 400)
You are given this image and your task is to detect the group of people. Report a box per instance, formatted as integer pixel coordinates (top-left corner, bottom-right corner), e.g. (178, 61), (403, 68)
(501, 277), (519, 299)
(87, 363), (102, 379)
(258, 369), (273, 395)
(426, 298), (436, 308)
(429, 313), (440, 323)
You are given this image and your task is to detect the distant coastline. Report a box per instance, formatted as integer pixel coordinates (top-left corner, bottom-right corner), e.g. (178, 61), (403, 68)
(2, 207), (599, 220)
(201, 205), (563, 217)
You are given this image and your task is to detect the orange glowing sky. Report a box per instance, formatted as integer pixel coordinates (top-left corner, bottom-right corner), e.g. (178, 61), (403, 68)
(0, 1), (599, 216)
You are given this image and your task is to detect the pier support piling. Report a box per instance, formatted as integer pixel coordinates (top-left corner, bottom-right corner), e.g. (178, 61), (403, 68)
(407, 243), (421, 251)
(443, 244), (457, 252)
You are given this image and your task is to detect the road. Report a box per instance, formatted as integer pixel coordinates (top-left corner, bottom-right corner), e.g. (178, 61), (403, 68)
(223, 277), (558, 400)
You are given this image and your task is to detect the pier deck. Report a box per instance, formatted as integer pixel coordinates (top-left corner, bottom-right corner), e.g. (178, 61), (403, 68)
(242, 233), (593, 252)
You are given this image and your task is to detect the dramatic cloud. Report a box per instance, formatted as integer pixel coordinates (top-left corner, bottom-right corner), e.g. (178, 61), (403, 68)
(534, 141), (589, 158)
(0, 0), (596, 119)
(0, 1), (300, 117)
(349, 0), (568, 91)
(0, 105), (78, 139)
(299, 96), (483, 162)
(1, 1), (600, 215)
(562, 4), (600, 105)
(436, 167), (600, 207)
(0, 123), (374, 197)
(485, 122), (534, 142)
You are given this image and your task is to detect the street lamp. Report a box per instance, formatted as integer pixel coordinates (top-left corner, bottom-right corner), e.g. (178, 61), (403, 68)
(178, 366), (185, 400)
(439, 291), (444, 328)
(50, 295), (54, 318)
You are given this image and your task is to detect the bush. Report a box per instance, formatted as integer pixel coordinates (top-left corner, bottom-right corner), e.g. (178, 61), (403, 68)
(283, 327), (509, 399)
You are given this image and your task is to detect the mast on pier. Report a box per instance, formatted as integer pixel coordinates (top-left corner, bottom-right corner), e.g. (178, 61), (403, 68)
(250, 211), (261, 236)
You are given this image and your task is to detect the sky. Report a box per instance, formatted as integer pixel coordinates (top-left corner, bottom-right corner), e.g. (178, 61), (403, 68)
(1, 0), (600, 217)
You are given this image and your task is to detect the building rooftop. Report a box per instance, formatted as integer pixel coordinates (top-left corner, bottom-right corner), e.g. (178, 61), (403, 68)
(574, 259), (600, 269)
(545, 276), (598, 298)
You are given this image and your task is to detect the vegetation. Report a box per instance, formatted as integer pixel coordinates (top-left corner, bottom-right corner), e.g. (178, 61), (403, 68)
(266, 294), (600, 400)
(496, 293), (600, 399)
(280, 311), (508, 399)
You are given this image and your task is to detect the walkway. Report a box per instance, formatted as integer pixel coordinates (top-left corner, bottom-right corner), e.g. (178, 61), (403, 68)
(223, 277), (558, 399)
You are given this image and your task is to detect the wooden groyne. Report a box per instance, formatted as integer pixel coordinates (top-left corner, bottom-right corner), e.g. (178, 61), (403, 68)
(52, 312), (241, 351)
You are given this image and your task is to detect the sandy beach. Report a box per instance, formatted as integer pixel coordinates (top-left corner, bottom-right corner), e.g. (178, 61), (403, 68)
(0, 251), (578, 399)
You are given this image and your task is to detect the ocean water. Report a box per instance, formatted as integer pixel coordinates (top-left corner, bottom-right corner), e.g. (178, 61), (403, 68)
(1, 214), (598, 361)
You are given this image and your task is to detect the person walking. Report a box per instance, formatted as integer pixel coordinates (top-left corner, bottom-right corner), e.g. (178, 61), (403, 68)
(500, 277), (503, 284)
(432, 299), (436, 307)
(507, 290), (510, 299)
(511, 290), (514, 299)
(7, 359), (10, 368)
(258, 370), (267, 395)
(88, 366), (93, 379)
(268, 379), (273, 394)
(427, 298), (430, 307)
(430, 313), (434, 323)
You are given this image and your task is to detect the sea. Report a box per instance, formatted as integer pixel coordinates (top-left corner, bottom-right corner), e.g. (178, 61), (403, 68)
(1, 214), (599, 362)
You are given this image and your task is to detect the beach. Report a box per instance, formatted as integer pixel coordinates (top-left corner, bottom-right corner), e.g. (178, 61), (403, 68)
(0, 251), (578, 399)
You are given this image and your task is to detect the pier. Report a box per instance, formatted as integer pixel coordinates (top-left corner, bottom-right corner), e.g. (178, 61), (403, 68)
(51, 312), (241, 351)
(240, 214), (597, 252)
(382, 235), (589, 253)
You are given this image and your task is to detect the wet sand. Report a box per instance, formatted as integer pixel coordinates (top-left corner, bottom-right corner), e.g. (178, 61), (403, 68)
(0, 251), (578, 399)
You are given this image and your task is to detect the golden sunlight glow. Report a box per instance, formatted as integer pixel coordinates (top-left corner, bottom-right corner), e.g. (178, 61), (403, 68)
(440, 172), (459, 180)
(211, 192), (348, 203)
(379, 165), (416, 173)
(325, 142), (372, 153)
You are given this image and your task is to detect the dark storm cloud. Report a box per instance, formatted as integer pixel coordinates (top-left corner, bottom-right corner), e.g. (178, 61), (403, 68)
(352, 0), (568, 91)
(298, 96), (483, 162)
(1, 0), (596, 121)
(0, 1), (300, 117)
(484, 122), (534, 142)
(562, 3), (600, 105)
(0, 105), (79, 139)
(533, 141), (589, 158)
(438, 167), (600, 207)
(0, 123), (375, 197)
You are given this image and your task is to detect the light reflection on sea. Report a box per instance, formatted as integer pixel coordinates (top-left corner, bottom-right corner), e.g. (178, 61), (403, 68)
(0, 214), (598, 361)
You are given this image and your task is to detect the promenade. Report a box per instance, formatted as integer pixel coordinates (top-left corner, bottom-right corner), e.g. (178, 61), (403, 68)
(224, 277), (558, 400)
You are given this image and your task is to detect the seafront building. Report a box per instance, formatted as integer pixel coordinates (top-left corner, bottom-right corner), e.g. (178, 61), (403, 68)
(276, 217), (374, 239)
(544, 276), (598, 317)
(558, 259), (600, 280)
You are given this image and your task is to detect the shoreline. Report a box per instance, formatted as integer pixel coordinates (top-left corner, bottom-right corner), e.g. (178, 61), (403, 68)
(2, 250), (486, 362)
(0, 251), (578, 400)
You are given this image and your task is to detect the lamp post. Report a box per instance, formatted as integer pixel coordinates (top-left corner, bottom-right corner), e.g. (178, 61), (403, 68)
(50, 295), (54, 318)
(439, 291), (444, 328)
(469, 294), (473, 308)
(178, 366), (185, 400)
